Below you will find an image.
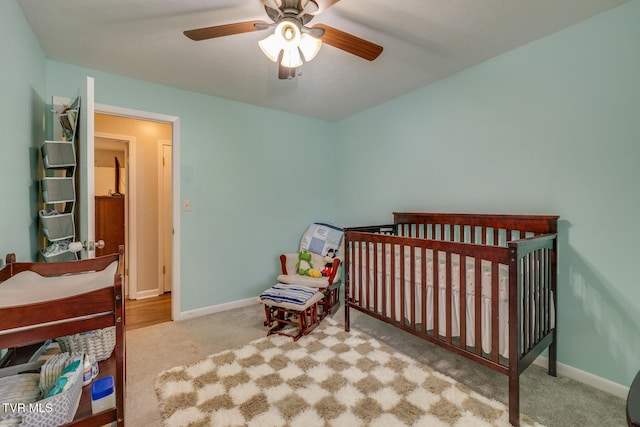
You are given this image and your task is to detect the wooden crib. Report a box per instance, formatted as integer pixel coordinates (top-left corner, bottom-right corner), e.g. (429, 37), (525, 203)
(344, 212), (558, 427)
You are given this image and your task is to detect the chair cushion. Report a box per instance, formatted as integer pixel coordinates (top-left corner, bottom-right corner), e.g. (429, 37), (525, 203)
(277, 274), (334, 288)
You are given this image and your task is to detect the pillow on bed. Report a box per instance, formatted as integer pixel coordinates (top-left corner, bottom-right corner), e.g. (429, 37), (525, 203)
(301, 222), (344, 256)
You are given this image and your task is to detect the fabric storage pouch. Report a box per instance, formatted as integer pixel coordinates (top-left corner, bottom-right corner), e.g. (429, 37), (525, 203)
(0, 366), (82, 426)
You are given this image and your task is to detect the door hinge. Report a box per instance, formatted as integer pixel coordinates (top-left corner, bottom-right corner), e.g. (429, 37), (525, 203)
(125, 268), (129, 276)
(163, 266), (166, 275)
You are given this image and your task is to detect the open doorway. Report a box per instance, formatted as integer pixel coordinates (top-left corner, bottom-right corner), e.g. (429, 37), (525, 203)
(94, 113), (173, 325)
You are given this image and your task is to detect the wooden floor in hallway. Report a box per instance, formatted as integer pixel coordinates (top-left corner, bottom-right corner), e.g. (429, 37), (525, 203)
(125, 292), (171, 330)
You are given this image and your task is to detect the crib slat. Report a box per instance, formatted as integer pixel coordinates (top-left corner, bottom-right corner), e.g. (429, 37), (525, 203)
(445, 252), (452, 344)
(357, 241), (363, 310)
(524, 253), (531, 352)
(522, 254), (528, 353)
(410, 245), (416, 328)
(382, 243), (387, 318)
(531, 251), (536, 345)
(475, 257), (482, 356)
(433, 251), (440, 339)
(533, 251), (542, 342)
(373, 242), (378, 314)
(530, 251), (535, 346)
(491, 262), (499, 363)
(421, 247), (427, 334)
(460, 257), (467, 349)
(391, 243), (396, 322)
(544, 249), (550, 333)
(363, 242), (368, 311)
(531, 251), (537, 349)
(400, 244), (406, 324)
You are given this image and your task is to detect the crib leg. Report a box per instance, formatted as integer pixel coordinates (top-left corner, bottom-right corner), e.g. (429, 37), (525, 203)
(548, 330), (558, 377)
(509, 372), (520, 427)
(345, 302), (350, 332)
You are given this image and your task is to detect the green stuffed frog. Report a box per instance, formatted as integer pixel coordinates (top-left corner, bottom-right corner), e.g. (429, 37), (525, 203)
(296, 250), (313, 275)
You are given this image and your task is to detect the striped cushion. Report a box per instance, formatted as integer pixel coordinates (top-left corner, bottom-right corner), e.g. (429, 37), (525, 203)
(258, 283), (323, 309)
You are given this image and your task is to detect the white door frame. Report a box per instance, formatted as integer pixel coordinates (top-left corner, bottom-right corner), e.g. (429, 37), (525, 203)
(95, 103), (181, 321)
(95, 131), (136, 298)
(157, 140), (172, 294)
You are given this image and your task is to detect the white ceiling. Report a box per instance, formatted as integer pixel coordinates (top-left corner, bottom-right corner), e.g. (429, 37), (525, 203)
(17, 0), (628, 122)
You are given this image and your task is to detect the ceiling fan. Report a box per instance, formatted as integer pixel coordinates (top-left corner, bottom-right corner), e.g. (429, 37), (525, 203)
(184, 0), (383, 80)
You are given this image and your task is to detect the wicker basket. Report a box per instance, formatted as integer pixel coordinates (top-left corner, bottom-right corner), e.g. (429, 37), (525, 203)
(56, 327), (116, 362)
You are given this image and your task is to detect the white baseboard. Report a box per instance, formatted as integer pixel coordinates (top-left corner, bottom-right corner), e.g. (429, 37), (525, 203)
(533, 356), (629, 399)
(175, 297), (256, 321)
(131, 289), (161, 300)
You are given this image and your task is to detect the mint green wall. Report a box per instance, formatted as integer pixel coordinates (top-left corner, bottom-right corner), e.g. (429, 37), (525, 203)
(0, 1), (47, 262)
(4, 0), (638, 389)
(336, 1), (640, 387)
(44, 62), (337, 311)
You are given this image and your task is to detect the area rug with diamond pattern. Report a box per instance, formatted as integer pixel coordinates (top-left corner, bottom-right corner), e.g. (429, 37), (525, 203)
(155, 318), (543, 427)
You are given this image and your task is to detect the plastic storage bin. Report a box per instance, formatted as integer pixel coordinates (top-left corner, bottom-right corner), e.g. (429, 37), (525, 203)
(40, 212), (75, 242)
(42, 177), (75, 203)
(42, 140), (76, 168)
(40, 249), (77, 263)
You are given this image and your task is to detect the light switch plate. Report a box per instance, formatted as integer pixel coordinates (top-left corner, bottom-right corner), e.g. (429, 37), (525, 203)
(183, 199), (191, 211)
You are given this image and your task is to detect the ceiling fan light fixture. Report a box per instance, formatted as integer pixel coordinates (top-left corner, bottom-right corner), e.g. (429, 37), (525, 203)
(299, 33), (322, 61)
(258, 34), (280, 62)
(281, 48), (303, 68)
(259, 18), (311, 66)
(275, 20), (301, 48)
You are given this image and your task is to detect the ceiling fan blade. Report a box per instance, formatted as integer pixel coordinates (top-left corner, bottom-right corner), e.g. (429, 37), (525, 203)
(313, 24), (383, 61)
(184, 20), (269, 41)
(301, 0), (319, 15)
(308, 0), (340, 15)
(260, 0), (282, 9)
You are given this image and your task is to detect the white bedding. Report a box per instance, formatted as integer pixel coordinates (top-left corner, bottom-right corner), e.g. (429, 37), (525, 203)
(0, 261), (118, 309)
(350, 244), (554, 359)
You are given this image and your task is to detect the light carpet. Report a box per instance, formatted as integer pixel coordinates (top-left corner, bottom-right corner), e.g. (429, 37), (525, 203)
(155, 319), (543, 427)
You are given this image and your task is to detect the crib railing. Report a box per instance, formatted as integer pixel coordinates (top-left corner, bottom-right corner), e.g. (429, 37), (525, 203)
(509, 233), (558, 371)
(344, 226), (557, 371)
(394, 212), (558, 247)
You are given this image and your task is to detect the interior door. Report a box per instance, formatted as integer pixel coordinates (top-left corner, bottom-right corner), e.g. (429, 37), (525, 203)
(160, 142), (173, 293)
(78, 76), (96, 258)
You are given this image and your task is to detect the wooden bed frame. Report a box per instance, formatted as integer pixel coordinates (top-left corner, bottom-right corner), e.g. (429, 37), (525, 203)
(344, 213), (558, 427)
(0, 247), (125, 426)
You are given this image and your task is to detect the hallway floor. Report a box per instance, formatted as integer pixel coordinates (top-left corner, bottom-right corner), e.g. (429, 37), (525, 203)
(125, 293), (171, 330)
